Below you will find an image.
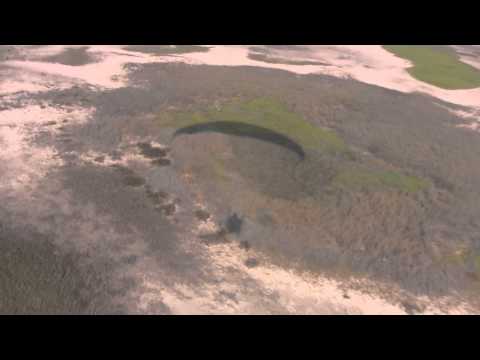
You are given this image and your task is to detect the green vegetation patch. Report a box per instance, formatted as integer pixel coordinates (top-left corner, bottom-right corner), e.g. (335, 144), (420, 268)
(333, 167), (428, 193)
(160, 97), (428, 194)
(383, 45), (480, 89)
(475, 255), (480, 273)
(162, 97), (347, 154)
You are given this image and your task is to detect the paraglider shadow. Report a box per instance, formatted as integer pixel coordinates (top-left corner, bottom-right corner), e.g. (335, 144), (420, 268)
(173, 121), (306, 160)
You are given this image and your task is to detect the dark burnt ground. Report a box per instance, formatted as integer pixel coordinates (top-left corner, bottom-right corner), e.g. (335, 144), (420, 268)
(123, 45), (211, 55)
(137, 142), (169, 158)
(0, 46), (16, 61)
(248, 52), (330, 66)
(58, 163), (207, 277)
(29, 62), (480, 302)
(40, 47), (100, 66)
(0, 134), (213, 313)
(265, 45), (312, 51)
(0, 218), (127, 314)
(0, 46), (53, 63)
(248, 46), (330, 66)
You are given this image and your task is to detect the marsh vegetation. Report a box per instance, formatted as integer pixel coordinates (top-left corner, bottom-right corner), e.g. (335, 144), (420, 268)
(383, 45), (480, 89)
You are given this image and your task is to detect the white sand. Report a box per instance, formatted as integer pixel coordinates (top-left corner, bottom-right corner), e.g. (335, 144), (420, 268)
(179, 45), (480, 110)
(0, 45), (175, 93)
(137, 239), (472, 315)
(3, 45), (479, 109)
(134, 209), (472, 315)
(0, 104), (93, 192)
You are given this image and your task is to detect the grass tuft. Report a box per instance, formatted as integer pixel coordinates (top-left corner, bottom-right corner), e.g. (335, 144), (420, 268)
(383, 45), (480, 89)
